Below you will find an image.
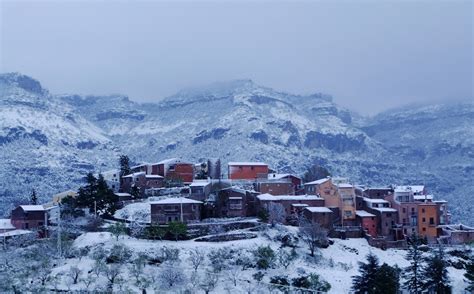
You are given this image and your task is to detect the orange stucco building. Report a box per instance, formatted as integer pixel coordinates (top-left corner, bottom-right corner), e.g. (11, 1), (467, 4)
(228, 162), (268, 180)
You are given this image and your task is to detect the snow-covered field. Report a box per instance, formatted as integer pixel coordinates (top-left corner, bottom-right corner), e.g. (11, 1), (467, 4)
(42, 225), (469, 293)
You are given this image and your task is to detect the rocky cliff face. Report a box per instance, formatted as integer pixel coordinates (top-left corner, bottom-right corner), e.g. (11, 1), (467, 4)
(0, 73), (472, 224)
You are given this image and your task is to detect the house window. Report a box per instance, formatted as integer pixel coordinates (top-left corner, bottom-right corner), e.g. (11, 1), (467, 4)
(251, 166), (254, 170)
(422, 208), (425, 213)
(402, 208), (406, 213)
(429, 217), (434, 225)
(192, 205), (196, 211)
(411, 207), (415, 212)
(422, 227), (426, 232)
(422, 217), (426, 223)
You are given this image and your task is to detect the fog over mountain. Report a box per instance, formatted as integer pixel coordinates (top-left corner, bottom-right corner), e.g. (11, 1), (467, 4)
(1, 73), (473, 224)
(1, 1), (471, 115)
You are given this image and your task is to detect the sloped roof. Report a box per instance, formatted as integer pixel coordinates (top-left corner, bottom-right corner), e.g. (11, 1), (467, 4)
(122, 172), (146, 178)
(305, 207), (332, 213)
(356, 210), (376, 217)
(305, 178), (330, 185)
(20, 205), (45, 211)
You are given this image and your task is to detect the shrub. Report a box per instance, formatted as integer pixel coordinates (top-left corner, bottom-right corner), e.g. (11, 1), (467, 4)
(253, 245), (276, 270)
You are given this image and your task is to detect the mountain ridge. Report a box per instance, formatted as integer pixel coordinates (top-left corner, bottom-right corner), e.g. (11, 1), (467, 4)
(0, 72), (472, 224)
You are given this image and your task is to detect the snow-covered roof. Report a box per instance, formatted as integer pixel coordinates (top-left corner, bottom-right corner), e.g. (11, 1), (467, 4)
(0, 219), (14, 230)
(291, 203), (309, 207)
(229, 196), (242, 200)
(268, 173), (301, 180)
(20, 205), (45, 211)
(154, 158), (192, 165)
(257, 193), (322, 201)
(372, 207), (397, 213)
(356, 210), (375, 217)
(190, 180), (211, 187)
(363, 197), (389, 204)
(395, 185), (425, 193)
(122, 172), (146, 178)
(115, 193), (131, 197)
(150, 197), (203, 205)
(131, 163), (150, 169)
(414, 195), (433, 201)
(145, 175), (163, 179)
(305, 207), (332, 213)
(305, 178), (330, 185)
(337, 183), (353, 188)
(0, 229), (34, 238)
(228, 162), (267, 166)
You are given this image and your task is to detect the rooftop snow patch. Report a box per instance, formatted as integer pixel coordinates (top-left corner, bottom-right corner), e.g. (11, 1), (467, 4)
(305, 207), (332, 213)
(268, 173), (301, 180)
(20, 205), (45, 211)
(257, 193), (322, 201)
(0, 219), (14, 230)
(363, 197), (389, 204)
(356, 210), (376, 217)
(305, 178), (330, 185)
(150, 197), (203, 205)
(122, 172), (146, 178)
(190, 180), (211, 187)
(373, 207), (397, 213)
(395, 185), (425, 193)
(228, 162), (267, 166)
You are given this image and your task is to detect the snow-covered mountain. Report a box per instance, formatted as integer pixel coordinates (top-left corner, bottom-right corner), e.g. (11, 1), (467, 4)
(1, 73), (472, 224)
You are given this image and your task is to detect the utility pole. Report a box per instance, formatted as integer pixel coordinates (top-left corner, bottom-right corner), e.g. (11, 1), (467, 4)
(180, 197), (183, 222)
(57, 204), (62, 259)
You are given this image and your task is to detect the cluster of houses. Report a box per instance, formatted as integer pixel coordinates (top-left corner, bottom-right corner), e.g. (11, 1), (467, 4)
(1, 159), (473, 248)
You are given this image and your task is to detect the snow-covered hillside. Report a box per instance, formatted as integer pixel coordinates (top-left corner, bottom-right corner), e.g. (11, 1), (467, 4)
(0, 72), (473, 225)
(4, 225), (469, 293)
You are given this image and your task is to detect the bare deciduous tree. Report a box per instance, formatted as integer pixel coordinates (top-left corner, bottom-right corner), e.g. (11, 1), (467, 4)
(104, 264), (122, 290)
(278, 247), (298, 269)
(267, 202), (286, 227)
(68, 265), (82, 284)
(188, 248), (205, 272)
(158, 267), (186, 289)
(199, 272), (219, 294)
(298, 218), (328, 257)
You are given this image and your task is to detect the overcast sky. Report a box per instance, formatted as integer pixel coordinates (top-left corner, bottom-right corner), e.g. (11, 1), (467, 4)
(0, 0), (472, 115)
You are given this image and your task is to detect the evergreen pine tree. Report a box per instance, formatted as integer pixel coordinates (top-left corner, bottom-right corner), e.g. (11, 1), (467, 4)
(96, 174), (119, 216)
(465, 256), (474, 292)
(76, 172), (98, 211)
(352, 253), (380, 294)
(374, 263), (400, 294)
(76, 173), (118, 216)
(404, 234), (425, 293)
(119, 155), (131, 177)
(422, 246), (451, 294)
(30, 189), (38, 205)
(130, 185), (140, 199)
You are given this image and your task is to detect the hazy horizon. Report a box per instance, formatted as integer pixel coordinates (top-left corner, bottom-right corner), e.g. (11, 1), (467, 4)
(1, 0), (472, 115)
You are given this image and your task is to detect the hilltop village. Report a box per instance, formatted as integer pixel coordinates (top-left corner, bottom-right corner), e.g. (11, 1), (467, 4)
(2, 158), (473, 248)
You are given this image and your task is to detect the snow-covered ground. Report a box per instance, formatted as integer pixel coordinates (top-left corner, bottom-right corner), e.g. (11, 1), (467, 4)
(46, 225), (469, 293)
